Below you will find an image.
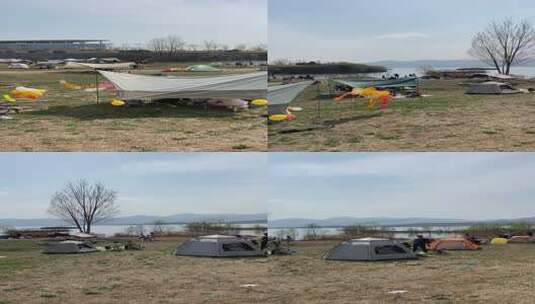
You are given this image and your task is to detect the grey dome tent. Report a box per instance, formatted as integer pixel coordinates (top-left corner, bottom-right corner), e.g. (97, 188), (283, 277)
(325, 238), (416, 261)
(466, 82), (521, 95)
(174, 235), (264, 258)
(41, 240), (98, 254)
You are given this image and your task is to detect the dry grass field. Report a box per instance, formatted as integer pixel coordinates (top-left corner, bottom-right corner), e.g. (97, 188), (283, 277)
(268, 79), (535, 151)
(0, 238), (271, 304)
(0, 67), (266, 152)
(268, 240), (535, 304)
(2, 239), (535, 303)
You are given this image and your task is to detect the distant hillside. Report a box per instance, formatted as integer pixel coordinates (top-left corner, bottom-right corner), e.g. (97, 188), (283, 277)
(269, 62), (386, 75)
(0, 213), (267, 228)
(269, 216), (535, 228)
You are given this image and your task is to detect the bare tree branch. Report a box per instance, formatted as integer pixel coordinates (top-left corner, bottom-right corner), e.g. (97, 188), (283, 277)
(469, 18), (535, 75)
(203, 40), (218, 52)
(48, 179), (119, 233)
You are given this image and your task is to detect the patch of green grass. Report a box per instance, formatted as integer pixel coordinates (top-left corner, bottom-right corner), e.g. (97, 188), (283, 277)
(82, 288), (101, 295)
(0, 259), (33, 273)
(482, 129), (498, 135)
(375, 133), (400, 140)
(232, 144), (250, 150)
(155, 128), (176, 133)
(325, 138), (339, 147)
(129, 146), (156, 152)
(0, 240), (38, 252)
(23, 128), (41, 133)
(40, 291), (59, 299)
(348, 136), (362, 144)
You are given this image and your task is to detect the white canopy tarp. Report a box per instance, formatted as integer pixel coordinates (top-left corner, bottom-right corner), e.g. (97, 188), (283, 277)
(268, 81), (313, 114)
(99, 71), (267, 100)
(8, 63), (29, 69)
(64, 62), (136, 70)
(268, 81), (313, 106)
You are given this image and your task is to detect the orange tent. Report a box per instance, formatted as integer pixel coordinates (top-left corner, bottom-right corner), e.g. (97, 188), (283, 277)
(427, 238), (481, 251)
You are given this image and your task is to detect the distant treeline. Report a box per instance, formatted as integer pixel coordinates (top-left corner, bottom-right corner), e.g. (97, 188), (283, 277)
(269, 62), (386, 75)
(0, 49), (267, 63)
(465, 223), (534, 238)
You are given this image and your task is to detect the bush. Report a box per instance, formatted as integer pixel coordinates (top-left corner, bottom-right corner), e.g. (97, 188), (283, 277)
(465, 222), (534, 238)
(303, 223), (321, 240)
(274, 228), (297, 240)
(269, 62), (386, 75)
(342, 225), (393, 239)
(185, 222), (237, 235)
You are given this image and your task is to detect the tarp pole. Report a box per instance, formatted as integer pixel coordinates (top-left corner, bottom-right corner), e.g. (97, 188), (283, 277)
(95, 72), (99, 104)
(316, 81), (321, 123)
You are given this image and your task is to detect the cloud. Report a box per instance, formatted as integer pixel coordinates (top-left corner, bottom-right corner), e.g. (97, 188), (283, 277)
(374, 32), (430, 40)
(4, 0), (267, 46)
(268, 154), (535, 220)
(121, 153), (266, 175)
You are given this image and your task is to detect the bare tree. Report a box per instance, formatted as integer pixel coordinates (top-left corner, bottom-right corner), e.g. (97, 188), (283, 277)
(203, 40), (218, 52)
(48, 180), (119, 233)
(469, 18), (535, 75)
(148, 38), (167, 56)
(166, 35), (186, 56)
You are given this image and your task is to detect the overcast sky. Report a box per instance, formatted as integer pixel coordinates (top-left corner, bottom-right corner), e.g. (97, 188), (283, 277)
(0, 153), (266, 218)
(269, 0), (535, 62)
(268, 153), (535, 221)
(5, 0), (266, 48)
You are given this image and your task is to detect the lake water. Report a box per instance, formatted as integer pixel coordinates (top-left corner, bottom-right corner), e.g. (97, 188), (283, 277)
(269, 226), (470, 241)
(376, 66), (535, 78)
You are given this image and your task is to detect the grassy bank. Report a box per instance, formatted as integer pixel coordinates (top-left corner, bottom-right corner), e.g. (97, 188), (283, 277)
(0, 69), (266, 151)
(268, 79), (535, 151)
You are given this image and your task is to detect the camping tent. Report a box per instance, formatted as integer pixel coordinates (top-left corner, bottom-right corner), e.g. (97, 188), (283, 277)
(427, 238), (481, 251)
(490, 237), (508, 245)
(186, 65), (220, 72)
(41, 241), (98, 254)
(324, 238), (416, 261)
(268, 81), (313, 115)
(465, 82), (521, 94)
(174, 235), (264, 258)
(99, 71), (267, 101)
(8, 63), (29, 69)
